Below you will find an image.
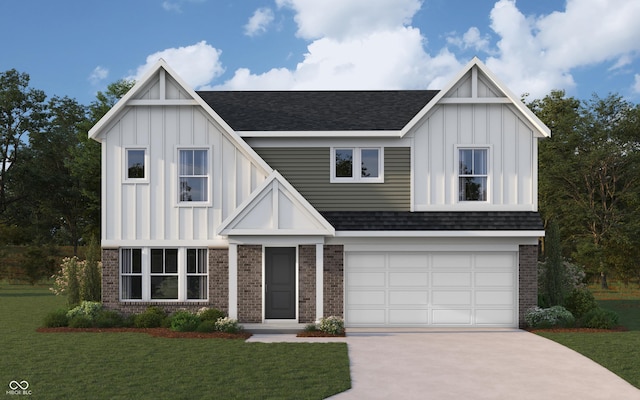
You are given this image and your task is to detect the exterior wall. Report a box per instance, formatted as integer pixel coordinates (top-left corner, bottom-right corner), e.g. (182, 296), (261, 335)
(518, 244), (538, 328)
(299, 245), (316, 323)
(255, 147), (410, 211)
(323, 245), (344, 318)
(209, 248), (229, 314)
(237, 245), (262, 323)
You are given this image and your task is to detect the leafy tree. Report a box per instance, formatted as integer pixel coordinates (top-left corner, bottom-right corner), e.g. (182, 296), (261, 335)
(540, 220), (565, 306)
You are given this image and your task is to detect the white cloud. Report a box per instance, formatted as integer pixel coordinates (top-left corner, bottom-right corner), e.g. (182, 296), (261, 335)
(244, 8), (275, 37)
(130, 41), (224, 89)
(446, 27), (491, 53)
(88, 66), (109, 85)
(162, 0), (204, 13)
(633, 74), (640, 94)
(275, 0), (421, 40)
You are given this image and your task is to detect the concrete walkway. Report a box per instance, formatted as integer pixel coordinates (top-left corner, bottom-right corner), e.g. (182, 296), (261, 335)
(248, 329), (640, 400)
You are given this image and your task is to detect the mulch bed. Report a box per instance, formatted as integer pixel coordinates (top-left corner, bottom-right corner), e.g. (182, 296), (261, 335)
(296, 331), (346, 338)
(36, 327), (252, 339)
(530, 326), (629, 333)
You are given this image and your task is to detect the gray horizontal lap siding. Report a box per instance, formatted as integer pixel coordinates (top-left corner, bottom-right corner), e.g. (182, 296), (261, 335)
(255, 147), (410, 211)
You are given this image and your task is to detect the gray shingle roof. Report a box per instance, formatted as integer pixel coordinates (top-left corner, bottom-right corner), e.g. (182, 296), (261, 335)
(196, 90), (439, 131)
(320, 211), (544, 231)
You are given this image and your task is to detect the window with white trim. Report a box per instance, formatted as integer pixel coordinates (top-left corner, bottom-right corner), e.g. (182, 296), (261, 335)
(120, 248), (208, 301)
(458, 148), (488, 201)
(331, 147), (383, 183)
(125, 148), (147, 181)
(179, 149), (209, 202)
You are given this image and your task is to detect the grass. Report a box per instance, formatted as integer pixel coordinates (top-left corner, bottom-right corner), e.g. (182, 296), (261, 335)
(536, 282), (640, 389)
(0, 283), (351, 399)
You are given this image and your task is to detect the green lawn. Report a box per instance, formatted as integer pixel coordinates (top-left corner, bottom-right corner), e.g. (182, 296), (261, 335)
(0, 284), (351, 399)
(536, 283), (640, 389)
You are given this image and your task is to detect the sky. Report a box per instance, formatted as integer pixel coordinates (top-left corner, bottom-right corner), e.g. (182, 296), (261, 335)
(2, 0), (640, 106)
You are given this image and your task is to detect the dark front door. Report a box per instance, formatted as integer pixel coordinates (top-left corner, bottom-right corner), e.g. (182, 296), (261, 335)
(265, 247), (296, 319)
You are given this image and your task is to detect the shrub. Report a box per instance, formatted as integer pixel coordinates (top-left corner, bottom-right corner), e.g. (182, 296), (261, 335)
(196, 320), (217, 333)
(134, 306), (166, 328)
(94, 310), (125, 328)
(43, 309), (69, 327)
(66, 301), (103, 321)
(197, 307), (225, 322)
(525, 306), (575, 329)
(319, 316), (345, 335)
(215, 317), (242, 333)
(68, 315), (93, 328)
(580, 308), (619, 329)
(304, 323), (319, 332)
(170, 310), (201, 332)
(564, 288), (598, 319)
(51, 255), (103, 306)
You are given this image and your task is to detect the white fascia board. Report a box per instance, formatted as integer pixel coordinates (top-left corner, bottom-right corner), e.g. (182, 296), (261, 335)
(100, 239), (230, 248)
(400, 57), (551, 138)
(237, 130), (403, 138)
(334, 230), (545, 238)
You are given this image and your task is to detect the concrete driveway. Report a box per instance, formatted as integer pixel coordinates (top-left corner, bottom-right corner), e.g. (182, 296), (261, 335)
(330, 328), (640, 400)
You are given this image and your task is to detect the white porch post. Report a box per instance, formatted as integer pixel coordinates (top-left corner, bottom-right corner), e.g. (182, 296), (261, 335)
(315, 243), (324, 321)
(229, 243), (238, 319)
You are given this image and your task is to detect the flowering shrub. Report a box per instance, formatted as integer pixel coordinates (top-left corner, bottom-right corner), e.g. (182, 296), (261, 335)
(170, 310), (200, 332)
(215, 317), (242, 333)
(196, 307), (225, 322)
(66, 301), (103, 321)
(50, 256), (102, 305)
(525, 306), (575, 329)
(319, 316), (345, 335)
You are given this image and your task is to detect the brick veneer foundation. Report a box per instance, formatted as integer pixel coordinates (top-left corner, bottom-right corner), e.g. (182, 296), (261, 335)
(323, 245), (344, 318)
(519, 244), (539, 328)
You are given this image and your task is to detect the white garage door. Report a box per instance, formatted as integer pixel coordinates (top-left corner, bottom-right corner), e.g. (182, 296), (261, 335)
(345, 251), (517, 327)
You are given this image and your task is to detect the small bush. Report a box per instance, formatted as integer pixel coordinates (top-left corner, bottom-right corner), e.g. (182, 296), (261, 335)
(170, 310), (201, 332)
(134, 306), (166, 328)
(304, 323), (319, 332)
(580, 308), (619, 329)
(215, 317), (242, 333)
(94, 310), (125, 328)
(525, 306), (575, 329)
(68, 315), (93, 328)
(196, 320), (217, 333)
(197, 307), (225, 322)
(319, 316), (345, 335)
(66, 301), (103, 321)
(564, 288), (598, 318)
(43, 309), (69, 327)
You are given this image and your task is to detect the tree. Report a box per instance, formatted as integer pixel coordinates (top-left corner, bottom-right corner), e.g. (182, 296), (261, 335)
(540, 220), (565, 306)
(531, 91), (640, 287)
(0, 69), (46, 217)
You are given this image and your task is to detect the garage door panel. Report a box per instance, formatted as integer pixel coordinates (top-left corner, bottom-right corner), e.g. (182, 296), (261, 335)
(433, 309), (472, 325)
(389, 272), (428, 287)
(348, 309), (386, 325)
(389, 253), (428, 268)
(390, 309), (429, 324)
(432, 254), (472, 268)
(475, 309), (515, 325)
(433, 272), (472, 287)
(476, 291), (514, 306)
(389, 290), (429, 305)
(348, 272), (385, 287)
(475, 253), (516, 269)
(433, 290), (472, 306)
(349, 290), (386, 305)
(476, 272), (514, 287)
(346, 253), (386, 268)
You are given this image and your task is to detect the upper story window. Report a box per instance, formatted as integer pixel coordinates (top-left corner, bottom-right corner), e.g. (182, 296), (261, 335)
(178, 149), (209, 203)
(331, 147), (383, 183)
(125, 148), (147, 182)
(458, 147), (488, 201)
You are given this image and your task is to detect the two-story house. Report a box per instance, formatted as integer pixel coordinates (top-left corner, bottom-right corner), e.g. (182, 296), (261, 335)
(89, 57), (548, 328)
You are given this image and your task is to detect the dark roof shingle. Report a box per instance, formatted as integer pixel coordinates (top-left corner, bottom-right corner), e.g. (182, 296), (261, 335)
(196, 90), (439, 131)
(320, 211), (544, 231)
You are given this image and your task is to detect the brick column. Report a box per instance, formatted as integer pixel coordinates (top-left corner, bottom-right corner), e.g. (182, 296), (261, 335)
(209, 248), (229, 314)
(519, 244), (539, 328)
(323, 245), (344, 318)
(101, 249), (119, 310)
(237, 245), (262, 323)
(298, 245), (316, 323)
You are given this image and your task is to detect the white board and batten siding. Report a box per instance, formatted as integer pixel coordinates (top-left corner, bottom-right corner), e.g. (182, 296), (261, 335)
(345, 250), (518, 327)
(410, 67), (538, 211)
(102, 73), (268, 246)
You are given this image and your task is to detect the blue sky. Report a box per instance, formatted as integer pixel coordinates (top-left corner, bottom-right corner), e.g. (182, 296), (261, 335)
(2, 0), (640, 106)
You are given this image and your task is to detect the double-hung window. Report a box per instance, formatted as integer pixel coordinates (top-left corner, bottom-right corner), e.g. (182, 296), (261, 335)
(186, 249), (208, 300)
(458, 147), (488, 201)
(179, 149), (209, 203)
(331, 147), (383, 183)
(151, 249), (179, 300)
(121, 249), (142, 300)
